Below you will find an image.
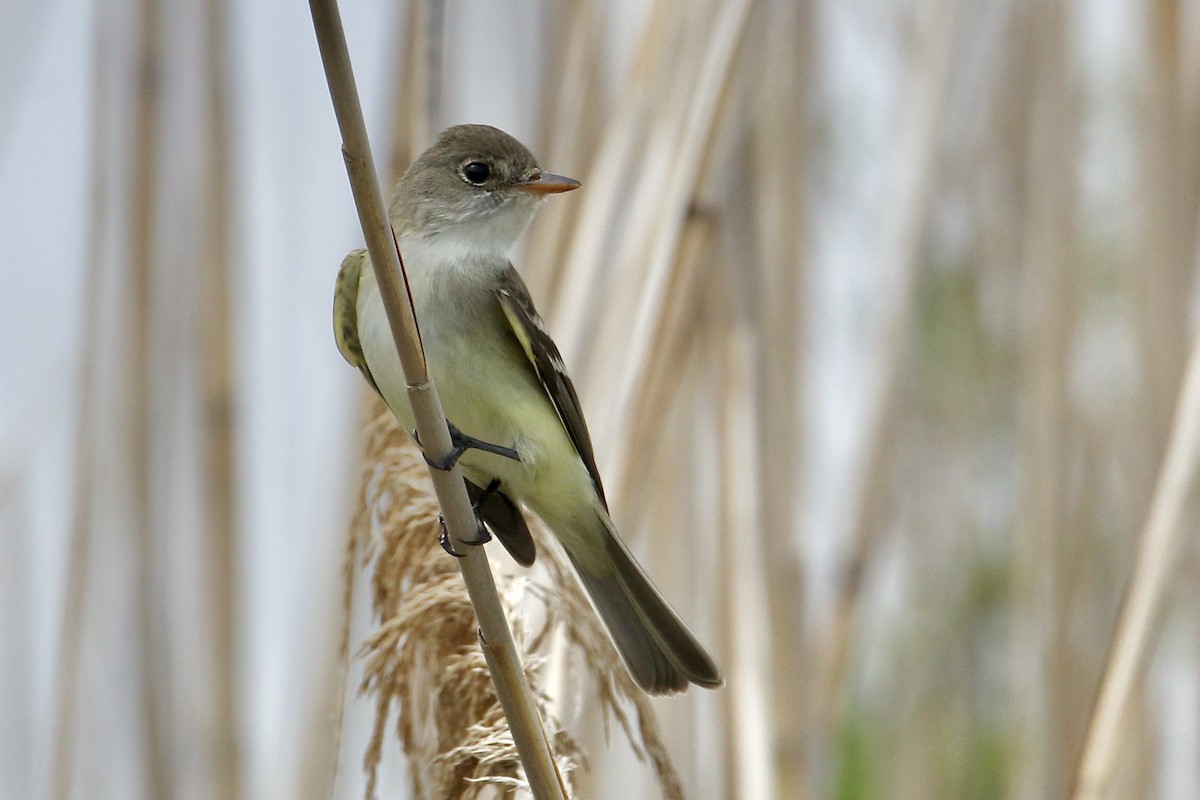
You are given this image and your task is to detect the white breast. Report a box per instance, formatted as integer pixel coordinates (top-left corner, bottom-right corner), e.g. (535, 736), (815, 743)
(355, 236), (593, 514)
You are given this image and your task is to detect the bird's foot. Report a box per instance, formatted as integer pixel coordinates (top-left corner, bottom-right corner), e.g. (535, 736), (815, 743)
(419, 421), (521, 471)
(438, 512), (493, 558)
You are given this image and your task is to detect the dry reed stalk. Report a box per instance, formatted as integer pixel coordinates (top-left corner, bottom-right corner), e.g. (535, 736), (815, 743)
(304, 482), (361, 800)
(1071, 222), (1200, 800)
(611, 328), (717, 798)
(715, 309), (775, 799)
(309, 7), (452, 795)
(524, 5), (768, 793)
(307, 1), (566, 795)
(608, 209), (716, 511)
(743, 4), (812, 796)
(597, 8), (744, 501)
(532, 4), (752, 778)
(521, 0), (605, 304)
(635, 283), (719, 795)
(199, 0), (243, 796)
(298, 392), (400, 800)
(983, 11), (1044, 799)
(544, 0), (690, 342)
(521, 7), (749, 784)
(709, 227), (742, 800)
(1131, 0), (1197, 460)
(809, 0), (961, 767)
(1013, 0), (1084, 796)
(350, 403), (681, 799)
(569, 0), (752, 412)
(389, 0), (444, 171)
(48, 10), (110, 796)
(588, 0), (754, 477)
(129, 0), (174, 794)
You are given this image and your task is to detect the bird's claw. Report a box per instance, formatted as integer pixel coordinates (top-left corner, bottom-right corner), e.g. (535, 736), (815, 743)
(438, 513), (492, 558)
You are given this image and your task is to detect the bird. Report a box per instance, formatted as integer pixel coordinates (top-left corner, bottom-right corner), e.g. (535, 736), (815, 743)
(334, 123), (722, 694)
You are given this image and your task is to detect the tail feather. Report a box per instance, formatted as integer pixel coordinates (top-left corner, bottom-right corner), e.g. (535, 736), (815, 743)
(565, 520), (723, 694)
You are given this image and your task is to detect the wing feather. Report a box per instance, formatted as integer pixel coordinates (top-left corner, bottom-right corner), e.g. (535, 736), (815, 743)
(333, 249), (381, 394)
(496, 267), (608, 508)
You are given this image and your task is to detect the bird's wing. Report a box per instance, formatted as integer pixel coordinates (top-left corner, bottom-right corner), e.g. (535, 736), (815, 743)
(333, 249), (381, 395)
(496, 266), (608, 509)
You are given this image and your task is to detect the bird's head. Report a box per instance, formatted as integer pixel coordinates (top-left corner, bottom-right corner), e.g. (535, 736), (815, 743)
(390, 124), (580, 254)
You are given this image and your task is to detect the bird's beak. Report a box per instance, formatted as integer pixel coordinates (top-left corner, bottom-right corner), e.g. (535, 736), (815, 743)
(517, 171), (581, 195)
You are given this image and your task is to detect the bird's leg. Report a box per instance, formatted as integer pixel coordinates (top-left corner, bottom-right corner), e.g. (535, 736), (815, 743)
(416, 421), (522, 471)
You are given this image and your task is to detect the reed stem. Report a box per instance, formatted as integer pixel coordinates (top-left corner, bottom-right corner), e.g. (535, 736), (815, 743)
(305, 2), (567, 796)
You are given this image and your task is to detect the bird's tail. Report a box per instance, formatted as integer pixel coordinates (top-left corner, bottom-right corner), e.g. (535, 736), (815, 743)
(564, 515), (723, 694)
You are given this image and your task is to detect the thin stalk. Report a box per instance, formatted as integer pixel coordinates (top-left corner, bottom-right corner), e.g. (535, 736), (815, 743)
(609, 209), (715, 509)
(1071, 228), (1200, 800)
(715, 314), (775, 800)
(745, 4), (812, 796)
(389, 0), (444, 171)
(296, 398), (384, 800)
(199, 0), (242, 796)
(810, 0), (960, 769)
(305, 6), (449, 795)
(129, 0), (174, 793)
(594, 0), (754, 477)
(546, 0), (685, 343)
(305, 2), (566, 797)
(48, 6), (110, 795)
(1132, 0), (1195, 459)
(522, 0), (604, 303)
(1015, 0), (1081, 795)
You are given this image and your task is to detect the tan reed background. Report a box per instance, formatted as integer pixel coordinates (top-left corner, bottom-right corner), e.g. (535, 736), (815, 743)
(2, 0), (1199, 798)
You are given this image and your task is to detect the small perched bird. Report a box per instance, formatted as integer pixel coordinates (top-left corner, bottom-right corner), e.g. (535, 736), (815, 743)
(334, 124), (722, 694)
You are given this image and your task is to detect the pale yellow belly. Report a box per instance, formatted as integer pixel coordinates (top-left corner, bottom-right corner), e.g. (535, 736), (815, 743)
(355, 262), (603, 548)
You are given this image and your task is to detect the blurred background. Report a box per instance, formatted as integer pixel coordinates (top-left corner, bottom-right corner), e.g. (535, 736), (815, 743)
(3, 0), (1199, 797)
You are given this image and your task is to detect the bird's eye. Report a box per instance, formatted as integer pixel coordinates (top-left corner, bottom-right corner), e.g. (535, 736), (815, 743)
(461, 161), (491, 185)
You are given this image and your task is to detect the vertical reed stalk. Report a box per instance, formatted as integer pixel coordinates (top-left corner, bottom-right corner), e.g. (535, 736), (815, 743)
(1132, 0), (1195, 460)
(48, 9), (110, 797)
(389, 0), (444, 171)
(521, 0), (605, 303)
(811, 0), (961, 767)
(1015, 0), (1083, 795)
(590, 0), (754, 474)
(306, 1), (566, 795)
(716, 314), (776, 800)
(200, 0), (242, 796)
(129, 0), (174, 794)
(993, 7), (1044, 797)
(608, 210), (715, 510)
(1071, 223), (1200, 800)
(745, 3), (812, 796)
(545, 0), (689, 341)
